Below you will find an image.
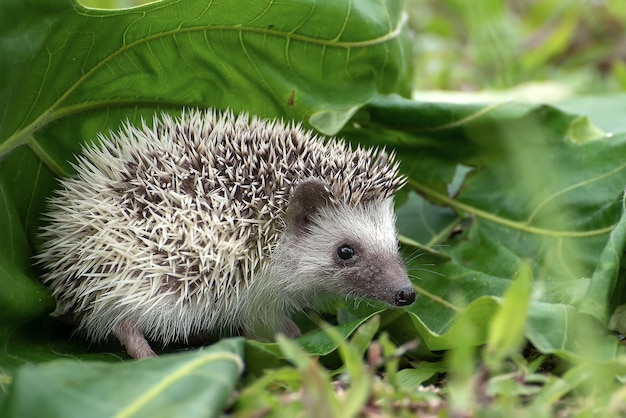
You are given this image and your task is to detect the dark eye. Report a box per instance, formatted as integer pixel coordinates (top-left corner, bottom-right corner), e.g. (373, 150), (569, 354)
(337, 244), (355, 261)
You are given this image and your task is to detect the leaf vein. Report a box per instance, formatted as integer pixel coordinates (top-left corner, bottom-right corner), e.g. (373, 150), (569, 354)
(526, 161), (626, 224)
(409, 179), (615, 238)
(1, 8), (407, 162)
(114, 351), (243, 418)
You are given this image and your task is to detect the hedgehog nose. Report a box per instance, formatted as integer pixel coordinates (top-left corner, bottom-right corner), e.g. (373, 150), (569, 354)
(395, 285), (416, 306)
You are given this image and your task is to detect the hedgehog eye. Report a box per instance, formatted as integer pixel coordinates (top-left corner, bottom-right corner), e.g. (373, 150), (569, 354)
(337, 244), (355, 261)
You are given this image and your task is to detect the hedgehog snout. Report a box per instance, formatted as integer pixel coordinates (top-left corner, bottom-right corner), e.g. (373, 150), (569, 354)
(394, 285), (416, 306)
(382, 258), (415, 306)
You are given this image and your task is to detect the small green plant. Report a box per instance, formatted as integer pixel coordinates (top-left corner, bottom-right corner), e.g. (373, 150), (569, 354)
(235, 316), (442, 417)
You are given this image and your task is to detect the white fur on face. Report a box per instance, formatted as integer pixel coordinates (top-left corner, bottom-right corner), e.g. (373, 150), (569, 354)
(298, 198), (398, 285)
(262, 197), (406, 301)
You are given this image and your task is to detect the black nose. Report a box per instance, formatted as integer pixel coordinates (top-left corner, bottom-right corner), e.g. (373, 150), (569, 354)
(395, 285), (416, 306)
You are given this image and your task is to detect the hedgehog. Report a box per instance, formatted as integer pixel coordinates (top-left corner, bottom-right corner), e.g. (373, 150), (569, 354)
(36, 108), (415, 359)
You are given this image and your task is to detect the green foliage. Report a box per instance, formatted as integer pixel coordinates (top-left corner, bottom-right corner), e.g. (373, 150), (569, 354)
(407, 0), (626, 93)
(2, 0), (626, 416)
(235, 317), (438, 417)
(485, 261), (532, 371)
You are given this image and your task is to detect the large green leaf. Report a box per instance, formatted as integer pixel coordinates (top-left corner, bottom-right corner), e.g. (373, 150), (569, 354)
(1, 338), (244, 418)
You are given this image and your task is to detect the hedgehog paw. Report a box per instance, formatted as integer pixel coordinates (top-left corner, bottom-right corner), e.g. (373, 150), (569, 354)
(114, 318), (157, 359)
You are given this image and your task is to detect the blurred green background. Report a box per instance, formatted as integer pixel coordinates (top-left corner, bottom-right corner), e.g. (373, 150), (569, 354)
(405, 0), (626, 99)
(79, 0), (626, 98)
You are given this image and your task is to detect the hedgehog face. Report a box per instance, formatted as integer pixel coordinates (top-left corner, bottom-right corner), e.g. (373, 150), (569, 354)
(329, 237), (415, 306)
(283, 179), (415, 307)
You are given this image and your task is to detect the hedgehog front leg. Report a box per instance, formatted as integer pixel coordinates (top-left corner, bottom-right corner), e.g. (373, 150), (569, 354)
(242, 318), (302, 340)
(113, 318), (157, 358)
(281, 318), (302, 338)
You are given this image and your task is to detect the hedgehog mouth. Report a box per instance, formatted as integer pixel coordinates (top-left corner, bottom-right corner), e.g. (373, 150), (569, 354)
(350, 286), (416, 308)
(368, 284), (416, 307)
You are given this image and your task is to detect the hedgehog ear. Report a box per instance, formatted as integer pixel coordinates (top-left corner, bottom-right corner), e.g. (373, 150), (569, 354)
(285, 178), (333, 234)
